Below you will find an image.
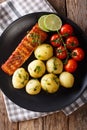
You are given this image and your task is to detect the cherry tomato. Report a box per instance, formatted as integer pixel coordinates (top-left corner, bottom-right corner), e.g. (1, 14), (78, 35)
(60, 24), (74, 37)
(64, 59), (78, 73)
(56, 46), (67, 59)
(66, 36), (79, 50)
(50, 34), (62, 47)
(72, 47), (85, 61)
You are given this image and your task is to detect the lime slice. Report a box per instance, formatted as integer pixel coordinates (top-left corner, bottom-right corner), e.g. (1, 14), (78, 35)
(38, 15), (49, 32)
(44, 14), (62, 31)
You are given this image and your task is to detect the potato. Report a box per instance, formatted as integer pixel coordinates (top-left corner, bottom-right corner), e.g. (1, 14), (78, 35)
(34, 43), (53, 60)
(26, 79), (41, 95)
(41, 73), (60, 93)
(28, 60), (46, 78)
(46, 57), (63, 74)
(12, 68), (29, 89)
(59, 71), (74, 88)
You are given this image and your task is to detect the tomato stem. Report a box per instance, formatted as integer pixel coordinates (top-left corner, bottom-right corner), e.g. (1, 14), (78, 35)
(57, 31), (69, 64)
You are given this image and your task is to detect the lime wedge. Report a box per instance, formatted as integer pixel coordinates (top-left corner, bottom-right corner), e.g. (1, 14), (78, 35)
(38, 15), (49, 32)
(44, 14), (62, 31)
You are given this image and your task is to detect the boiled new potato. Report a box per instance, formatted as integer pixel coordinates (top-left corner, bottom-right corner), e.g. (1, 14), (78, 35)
(12, 68), (29, 89)
(46, 57), (63, 74)
(26, 79), (41, 95)
(41, 73), (60, 93)
(34, 43), (53, 60)
(59, 71), (74, 88)
(28, 60), (46, 78)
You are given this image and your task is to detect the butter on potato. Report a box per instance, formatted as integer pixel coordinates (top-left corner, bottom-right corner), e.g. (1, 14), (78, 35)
(28, 60), (46, 78)
(41, 73), (60, 93)
(12, 68), (29, 89)
(26, 79), (41, 95)
(46, 57), (63, 74)
(34, 43), (53, 60)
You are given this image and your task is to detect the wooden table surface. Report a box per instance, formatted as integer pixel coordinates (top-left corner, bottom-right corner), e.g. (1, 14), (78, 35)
(0, 0), (87, 130)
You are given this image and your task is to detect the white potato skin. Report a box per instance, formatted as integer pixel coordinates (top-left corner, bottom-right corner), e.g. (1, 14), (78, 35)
(41, 73), (60, 93)
(26, 79), (41, 95)
(46, 57), (63, 74)
(12, 68), (29, 89)
(28, 60), (46, 78)
(59, 71), (74, 88)
(34, 44), (53, 60)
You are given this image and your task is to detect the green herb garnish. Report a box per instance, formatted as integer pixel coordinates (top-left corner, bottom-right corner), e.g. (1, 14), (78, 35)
(34, 66), (41, 73)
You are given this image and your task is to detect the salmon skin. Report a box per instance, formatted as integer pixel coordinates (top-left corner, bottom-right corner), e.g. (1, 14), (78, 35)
(1, 24), (47, 75)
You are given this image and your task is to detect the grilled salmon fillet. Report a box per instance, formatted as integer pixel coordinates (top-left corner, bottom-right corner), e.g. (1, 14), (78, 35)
(1, 23), (47, 75)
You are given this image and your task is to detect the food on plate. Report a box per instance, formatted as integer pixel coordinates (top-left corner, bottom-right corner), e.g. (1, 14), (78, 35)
(64, 59), (78, 73)
(50, 23), (85, 73)
(59, 71), (74, 88)
(65, 36), (79, 50)
(71, 47), (85, 61)
(38, 15), (49, 32)
(1, 13), (85, 96)
(34, 44), (53, 60)
(44, 14), (62, 31)
(50, 34), (62, 47)
(26, 79), (41, 95)
(28, 60), (46, 78)
(56, 46), (67, 60)
(1, 24), (47, 75)
(38, 14), (62, 31)
(12, 68), (29, 89)
(46, 57), (63, 74)
(60, 24), (74, 37)
(41, 73), (60, 93)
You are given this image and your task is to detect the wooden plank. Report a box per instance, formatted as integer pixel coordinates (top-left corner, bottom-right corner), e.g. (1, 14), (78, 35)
(19, 112), (68, 130)
(0, 0), (18, 129)
(66, 0), (87, 32)
(69, 104), (87, 130)
(66, 0), (87, 130)
(19, 118), (43, 130)
(43, 112), (68, 130)
(0, 90), (18, 130)
(47, 0), (66, 16)
(0, 0), (5, 3)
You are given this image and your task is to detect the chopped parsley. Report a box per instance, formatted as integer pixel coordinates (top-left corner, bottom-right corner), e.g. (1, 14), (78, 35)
(34, 66), (41, 73)
(53, 58), (57, 70)
(46, 45), (50, 48)
(33, 85), (39, 91)
(53, 76), (59, 84)
(28, 33), (41, 45)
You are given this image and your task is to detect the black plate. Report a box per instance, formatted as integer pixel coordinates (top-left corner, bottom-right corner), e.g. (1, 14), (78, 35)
(0, 12), (87, 112)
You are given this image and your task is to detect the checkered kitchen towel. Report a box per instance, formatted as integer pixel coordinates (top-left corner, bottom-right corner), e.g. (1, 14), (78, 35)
(0, 0), (87, 122)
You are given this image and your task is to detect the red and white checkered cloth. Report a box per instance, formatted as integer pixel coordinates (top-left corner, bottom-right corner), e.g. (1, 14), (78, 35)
(0, 0), (87, 122)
